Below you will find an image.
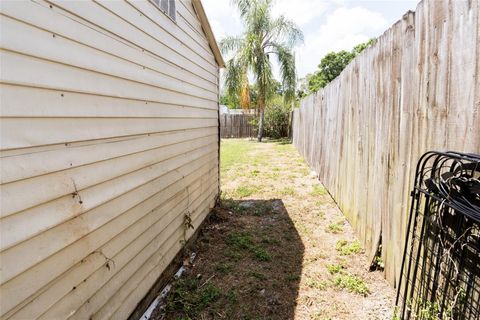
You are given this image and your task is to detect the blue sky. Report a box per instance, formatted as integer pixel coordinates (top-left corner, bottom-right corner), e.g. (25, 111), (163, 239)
(202, 0), (419, 78)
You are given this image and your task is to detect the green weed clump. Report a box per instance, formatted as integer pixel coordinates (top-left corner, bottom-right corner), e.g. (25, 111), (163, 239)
(311, 184), (327, 196)
(166, 277), (221, 318)
(226, 232), (271, 262)
(326, 223), (343, 234)
(234, 185), (259, 198)
(215, 263), (233, 274)
(278, 186), (296, 196)
(336, 240), (362, 255)
(305, 278), (330, 290)
(333, 274), (369, 296)
(327, 263), (343, 275)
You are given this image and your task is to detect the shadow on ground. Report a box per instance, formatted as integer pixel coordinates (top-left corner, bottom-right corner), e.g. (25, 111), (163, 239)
(153, 199), (304, 320)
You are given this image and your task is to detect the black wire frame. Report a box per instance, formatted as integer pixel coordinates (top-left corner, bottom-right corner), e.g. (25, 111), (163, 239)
(395, 151), (480, 320)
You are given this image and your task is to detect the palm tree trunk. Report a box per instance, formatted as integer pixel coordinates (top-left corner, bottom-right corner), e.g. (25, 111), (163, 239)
(257, 109), (265, 142)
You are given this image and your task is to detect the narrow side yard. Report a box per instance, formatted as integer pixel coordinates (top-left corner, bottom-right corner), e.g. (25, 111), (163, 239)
(153, 139), (394, 319)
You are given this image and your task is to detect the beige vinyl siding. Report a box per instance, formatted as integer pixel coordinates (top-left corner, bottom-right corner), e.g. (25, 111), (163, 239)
(0, 0), (220, 318)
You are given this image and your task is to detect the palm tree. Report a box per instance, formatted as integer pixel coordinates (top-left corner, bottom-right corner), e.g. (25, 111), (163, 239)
(220, 0), (303, 142)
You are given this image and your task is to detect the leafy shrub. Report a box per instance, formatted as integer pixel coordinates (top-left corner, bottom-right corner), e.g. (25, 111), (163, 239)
(249, 95), (292, 139)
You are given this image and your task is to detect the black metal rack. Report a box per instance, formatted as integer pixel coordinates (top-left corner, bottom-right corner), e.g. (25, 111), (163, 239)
(396, 151), (480, 320)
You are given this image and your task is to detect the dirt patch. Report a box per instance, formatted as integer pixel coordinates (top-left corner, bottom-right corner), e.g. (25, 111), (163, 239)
(152, 139), (394, 320)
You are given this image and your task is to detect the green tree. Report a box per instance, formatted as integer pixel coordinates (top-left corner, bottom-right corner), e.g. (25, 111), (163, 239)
(220, 0), (303, 142)
(307, 39), (376, 93)
(220, 92), (238, 109)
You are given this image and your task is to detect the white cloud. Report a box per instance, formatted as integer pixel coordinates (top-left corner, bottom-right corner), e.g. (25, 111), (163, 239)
(271, 0), (327, 26)
(295, 6), (388, 77)
(201, 0), (242, 41)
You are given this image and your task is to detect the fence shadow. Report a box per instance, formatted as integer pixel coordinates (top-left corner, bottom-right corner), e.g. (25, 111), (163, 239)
(158, 199), (304, 320)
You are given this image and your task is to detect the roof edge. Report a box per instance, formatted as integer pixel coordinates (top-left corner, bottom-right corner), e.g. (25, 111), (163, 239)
(192, 0), (225, 68)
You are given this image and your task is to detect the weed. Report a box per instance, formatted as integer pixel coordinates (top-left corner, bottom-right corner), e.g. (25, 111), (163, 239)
(313, 210), (325, 219)
(165, 277), (221, 318)
(336, 240), (362, 255)
(286, 274), (300, 282)
(250, 169), (260, 177)
(248, 271), (267, 280)
(327, 263), (343, 275)
(226, 289), (238, 305)
(306, 278), (330, 290)
(234, 185), (259, 198)
(215, 263), (233, 274)
(267, 172), (280, 179)
(226, 232), (254, 249)
(418, 300), (440, 320)
(224, 248), (243, 261)
(333, 274), (369, 296)
(305, 252), (328, 264)
(283, 233), (294, 241)
(296, 221), (312, 236)
(252, 202), (271, 216)
(326, 223), (343, 234)
(311, 185), (327, 196)
(260, 235), (280, 246)
(252, 247), (271, 261)
(226, 232), (271, 261)
(278, 186), (296, 196)
(299, 167), (310, 176)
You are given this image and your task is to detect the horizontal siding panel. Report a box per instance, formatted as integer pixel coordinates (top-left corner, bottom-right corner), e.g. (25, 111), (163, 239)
(0, 16), (217, 101)
(0, 0), (217, 93)
(8, 172), (217, 319)
(0, 84), (217, 119)
(111, 201), (214, 319)
(0, 0), (220, 318)
(1, 136), (216, 249)
(1, 135), (214, 217)
(48, 0), (218, 83)
(177, 0), (207, 41)
(0, 114), (217, 150)
(0, 148), (217, 286)
(1, 127), (217, 183)
(49, 181), (217, 320)
(1, 156), (218, 317)
(0, 50), (217, 111)
(98, 0), (217, 69)
(95, 190), (216, 320)
(129, 0), (213, 58)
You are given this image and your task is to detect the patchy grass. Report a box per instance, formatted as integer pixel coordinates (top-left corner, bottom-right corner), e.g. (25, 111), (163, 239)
(333, 273), (369, 296)
(311, 184), (327, 196)
(248, 271), (267, 280)
(165, 277), (221, 318)
(336, 239), (362, 255)
(306, 277), (330, 290)
(220, 139), (253, 173)
(278, 186), (296, 196)
(233, 185), (260, 198)
(250, 169), (260, 177)
(327, 263), (344, 275)
(326, 222), (344, 234)
(226, 231), (271, 262)
(215, 262), (234, 274)
(157, 139), (394, 320)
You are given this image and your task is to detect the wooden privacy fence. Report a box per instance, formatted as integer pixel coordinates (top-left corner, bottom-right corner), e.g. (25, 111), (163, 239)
(293, 0), (480, 286)
(220, 114), (256, 138)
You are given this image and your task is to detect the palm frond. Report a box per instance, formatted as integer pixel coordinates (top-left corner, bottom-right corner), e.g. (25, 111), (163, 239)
(220, 36), (245, 55)
(267, 15), (303, 48)
(269, 42), (296, 103)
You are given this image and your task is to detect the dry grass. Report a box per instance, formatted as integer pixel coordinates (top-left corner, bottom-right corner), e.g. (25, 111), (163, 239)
(154, 138), (394, 320)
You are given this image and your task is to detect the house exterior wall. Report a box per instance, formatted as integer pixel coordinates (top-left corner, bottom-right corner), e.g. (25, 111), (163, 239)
(0, 0), (220, 318)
